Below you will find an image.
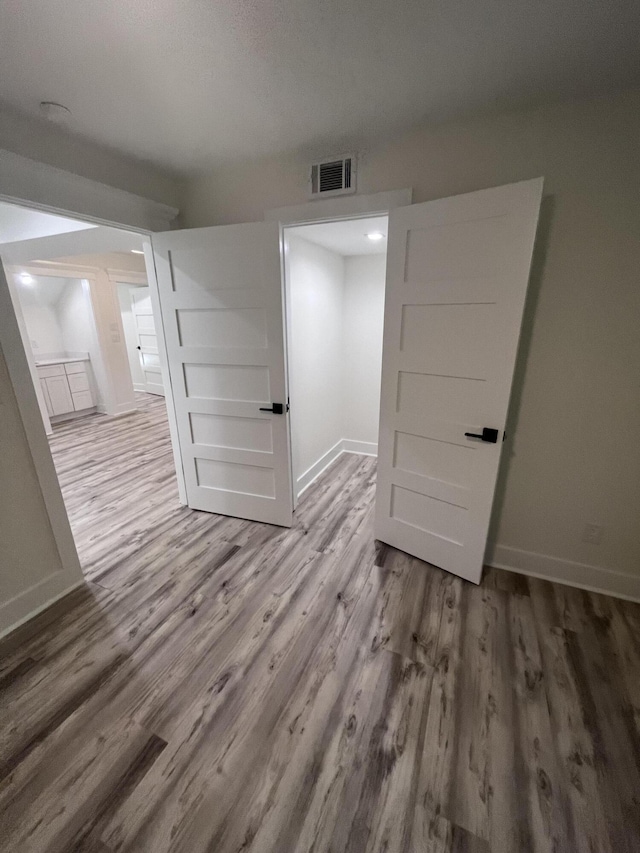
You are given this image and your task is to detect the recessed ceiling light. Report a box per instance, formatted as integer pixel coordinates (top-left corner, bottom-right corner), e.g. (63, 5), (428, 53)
(19, 272), (34, 285)
(131, 249), (144, 254)
(366, 231), (385, 242)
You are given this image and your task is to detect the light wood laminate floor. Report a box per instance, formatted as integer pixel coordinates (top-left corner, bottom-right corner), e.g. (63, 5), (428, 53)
(1, 393), (639, 852)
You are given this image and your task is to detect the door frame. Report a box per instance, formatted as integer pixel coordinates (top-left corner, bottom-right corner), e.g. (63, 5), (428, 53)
(0, 180), (414, 599)
(0, 172), (181, 597)
(269, 189), (413, 509)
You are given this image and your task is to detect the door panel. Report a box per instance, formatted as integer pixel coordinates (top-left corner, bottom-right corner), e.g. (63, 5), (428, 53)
(131, 286), (165, 396)
(375, 179), (543, 583)
(45, 375), (74, 416)
(151, 222), (293, 527)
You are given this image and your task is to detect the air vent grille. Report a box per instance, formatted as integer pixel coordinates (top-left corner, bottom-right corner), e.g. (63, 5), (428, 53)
(309, 155), (356, 197)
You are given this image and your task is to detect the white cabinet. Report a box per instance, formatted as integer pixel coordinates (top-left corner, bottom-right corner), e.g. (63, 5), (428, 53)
(71, 390), (93, 411)
(35, 360), (95, 419)
(67, 372), (89, 393)
(44, 375), (74, 415)
(39, 379), (54, 417)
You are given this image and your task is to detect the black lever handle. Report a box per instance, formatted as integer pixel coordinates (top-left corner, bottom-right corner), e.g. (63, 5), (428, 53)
(465, 427), (499, 443)
(259, 403), (284, 414)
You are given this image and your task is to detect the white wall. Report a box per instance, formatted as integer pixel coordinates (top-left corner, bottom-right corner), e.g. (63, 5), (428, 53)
(0, 275), (82, 637)
(56, 279), (102, 406)
(87, 270), (137, 416)
(287, 240), (385, 494)
(184, 87), (640, 596)
(16, 286), (64, 356)
(57, 279), (93, 354)
(0, 343), (65, 610)
(287, 235), (345, 492)
(342, 255), (386, 449)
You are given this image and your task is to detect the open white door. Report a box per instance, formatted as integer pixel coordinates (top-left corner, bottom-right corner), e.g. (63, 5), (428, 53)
(150, 222), (293, 527)
(130, 286), (165, 396)
(375, 178), (543, 583)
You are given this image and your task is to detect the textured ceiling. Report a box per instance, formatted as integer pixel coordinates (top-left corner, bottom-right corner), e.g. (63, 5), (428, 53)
(1, 0), (639, 173)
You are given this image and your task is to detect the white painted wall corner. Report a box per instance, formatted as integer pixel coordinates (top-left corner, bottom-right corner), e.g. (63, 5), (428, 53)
(297, 439), (378, 498)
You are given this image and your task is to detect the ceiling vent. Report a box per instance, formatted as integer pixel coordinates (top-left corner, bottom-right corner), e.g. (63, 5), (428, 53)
(309, 155), (356, 198)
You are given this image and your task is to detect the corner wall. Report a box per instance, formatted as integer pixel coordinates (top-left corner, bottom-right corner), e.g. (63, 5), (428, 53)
(0, 331), (82, 638)
(342, 255), (386, 452)
(0, 104), (184, 208)
(288, 239), (386, 497)
(287, 235), (345, 494)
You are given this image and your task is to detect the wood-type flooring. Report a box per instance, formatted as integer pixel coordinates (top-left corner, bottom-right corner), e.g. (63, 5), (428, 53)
(1, 393), (639, 852)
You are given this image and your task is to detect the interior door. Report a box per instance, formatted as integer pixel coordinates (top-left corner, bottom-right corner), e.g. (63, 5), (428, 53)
(375, 178), (543, 583)
(131, 286), (165, 396)
(151, 222), (293, 527)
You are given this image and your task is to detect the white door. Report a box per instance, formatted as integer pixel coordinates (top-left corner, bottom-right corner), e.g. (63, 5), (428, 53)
(375, 178), (543, 583)
(151, 222), (293, 527)
(131, 286), (165, 396)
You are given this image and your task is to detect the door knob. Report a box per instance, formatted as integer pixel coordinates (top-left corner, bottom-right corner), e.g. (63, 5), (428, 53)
(464, 427), (499, 443)
(259, 403), (284, 414)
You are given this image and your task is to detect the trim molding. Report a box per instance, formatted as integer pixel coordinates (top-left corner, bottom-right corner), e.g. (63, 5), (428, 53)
(342, 439), (378, 456)
(107, 268), (147, 286)
(96, 404), (138, 419)
(487, 543), (640, 603)
(7, 261), (98, 280)
(265, 188), (413, 226)
(297, 440), (344, 497)
(297, 439), (379, 498)
(0, 148), (179, 233)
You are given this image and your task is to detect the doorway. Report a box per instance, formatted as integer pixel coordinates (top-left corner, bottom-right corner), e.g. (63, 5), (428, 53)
(117, 282), (165, 397)
(0, 200), (178, 573)
(149, 179), (543, 584)
(283, 215), (388, 504)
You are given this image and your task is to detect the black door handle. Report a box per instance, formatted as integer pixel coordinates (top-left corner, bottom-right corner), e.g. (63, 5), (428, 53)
(464, 427), (499, 443)
(259, 403), (284, 414)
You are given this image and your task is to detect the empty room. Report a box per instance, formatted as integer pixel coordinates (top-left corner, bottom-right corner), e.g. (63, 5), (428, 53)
(0, 1), (639, 851)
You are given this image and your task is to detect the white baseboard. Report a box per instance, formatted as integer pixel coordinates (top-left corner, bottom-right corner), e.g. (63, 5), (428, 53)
(50, 406), (98, 424)
(0, 576), (85, 640)
(297, 438), (378, 498)
(297, 440), (345, 497)
(97, 404), (138, 419)
(342, 439), (378, 456)
(487, 543), (640, 603)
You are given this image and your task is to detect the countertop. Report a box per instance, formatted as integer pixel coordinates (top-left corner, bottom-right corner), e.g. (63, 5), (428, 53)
(35, 357), (90, 367)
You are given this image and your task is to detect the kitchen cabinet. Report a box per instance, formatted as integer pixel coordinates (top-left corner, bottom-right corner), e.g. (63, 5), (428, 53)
(35, 359), (95, 419)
